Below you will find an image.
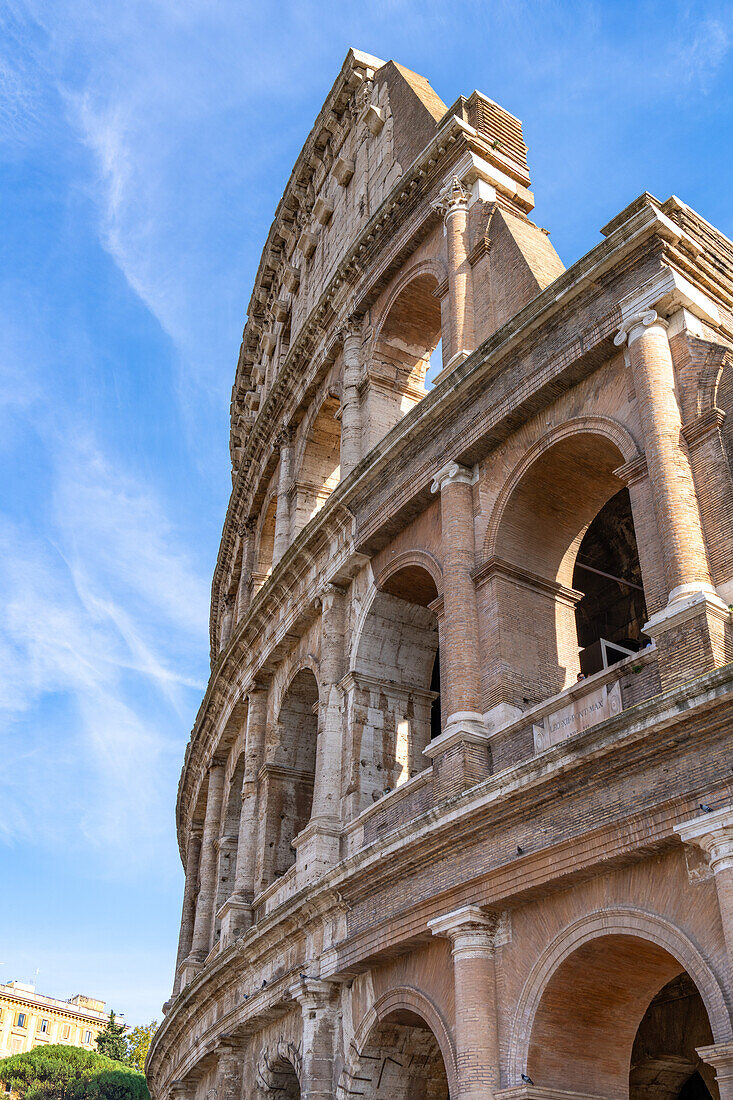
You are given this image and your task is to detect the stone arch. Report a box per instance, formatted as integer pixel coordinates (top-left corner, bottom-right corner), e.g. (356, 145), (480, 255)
(509, 907), (732, 1094)
(480, 418), (649, 705)
(291, 390), (342, 537)
(483, 416), (642, 563)
(374, 549), (444, 597)
(693, 344), (733, 420)
(256, 1038), (302, 1096)
(361, 261), (445, 453)
(338, 985), (455, 1099)
(258, 667), (320, 887)
(345, 567), (440, 814)
(253, 487), (278, 594)
(372, 257), (448, 351)
(269, 655), (321, 741)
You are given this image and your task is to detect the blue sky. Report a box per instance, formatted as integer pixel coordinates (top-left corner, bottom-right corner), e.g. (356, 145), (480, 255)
(1, 0), (732, 1027)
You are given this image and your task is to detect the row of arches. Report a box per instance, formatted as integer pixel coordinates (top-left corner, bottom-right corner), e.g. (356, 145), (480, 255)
(247, 914), (727, 1099)
(206, 411), (733, 899)
(224, 267), (447, 628)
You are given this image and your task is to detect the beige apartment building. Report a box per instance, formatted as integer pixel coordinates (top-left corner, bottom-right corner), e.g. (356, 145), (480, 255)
(0, 981), (120, 1058)
(148, 50), (733, 1100)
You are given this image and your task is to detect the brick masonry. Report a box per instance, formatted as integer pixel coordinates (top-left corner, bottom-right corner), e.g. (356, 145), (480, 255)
(147, 51), (733, 1100)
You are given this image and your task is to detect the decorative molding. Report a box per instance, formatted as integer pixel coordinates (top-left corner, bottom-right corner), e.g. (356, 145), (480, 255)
(430, 460), (475, 494)
(613, 309), (666, 347)
(675, 806), (733, 874)
(433, 176), (471, 221)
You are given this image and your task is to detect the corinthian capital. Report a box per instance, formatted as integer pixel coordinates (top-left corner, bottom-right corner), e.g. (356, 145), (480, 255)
(275, 425), (296, 450)
(433, 176), (471, 220)
(338, 313), (363, 344)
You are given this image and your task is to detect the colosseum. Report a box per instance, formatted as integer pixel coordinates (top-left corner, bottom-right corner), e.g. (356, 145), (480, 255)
(146, 50), (733, 1100)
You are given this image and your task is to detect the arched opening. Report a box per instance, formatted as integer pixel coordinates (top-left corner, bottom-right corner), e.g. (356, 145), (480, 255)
(212, 751), (245, 946)
(717, 363), (733, 475)
(573, 488), (649, 676)
(347, 565), (440, 815)
(265, 1056), (300, 1098)
(631, 973), (716, 1100)
(526, 933), (718, 1100)
(258, 669), (319, 888)
(340, 1010), (449, 1099)
(365, 274), (442, 451)
(253, 494), (277, 594)
(490, 431), (646, 707)
(292, 395), (341, 537)
(257, 1047), (301, 1098)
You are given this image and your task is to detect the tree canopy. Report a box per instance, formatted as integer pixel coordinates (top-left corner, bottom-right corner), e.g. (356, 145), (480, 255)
(0, 1043), (150, 1099)
(124, 1023), (158, 1075)
(94, 1014), (128, 1064)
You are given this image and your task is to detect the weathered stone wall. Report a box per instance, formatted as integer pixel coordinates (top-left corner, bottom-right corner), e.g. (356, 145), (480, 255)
(148, 52), (733, 1100)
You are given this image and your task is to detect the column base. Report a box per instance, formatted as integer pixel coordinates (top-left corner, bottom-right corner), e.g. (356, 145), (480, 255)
(293, 818), (341, 884)
(424, 713), (491, 799)
(178, 955), (204, 990)
(217, 895), (253, 948)
(644, 589), (731, 690)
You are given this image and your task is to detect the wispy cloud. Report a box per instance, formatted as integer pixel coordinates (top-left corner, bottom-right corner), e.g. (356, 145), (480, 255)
(0, 433), (209, 867)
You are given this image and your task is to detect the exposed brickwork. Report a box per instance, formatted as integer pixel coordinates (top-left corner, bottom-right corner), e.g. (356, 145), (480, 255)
(147, 53), (733, 1100)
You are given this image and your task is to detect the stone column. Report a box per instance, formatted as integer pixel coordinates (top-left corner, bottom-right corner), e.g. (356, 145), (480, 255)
(235, 517), (257, 621)
(171, 826), (202, 997)
(615, 311), (713, 603)
(182, 758), (226, 980)
(436, 177), (475, 371)
(675, 807), (733, 981)
(340, 317), (363, 478)
(214, 1037), (244, 1100)
(426, 462), (489, 795)
(289, 978), (339, 1100)
(697, 1043), (733, 1100)
(615, 311), (729, 684)
(219, 685), (268, 945)
(273, 426), (295, 567)
(428, 905), (503, 1100)
(294, 585), (344, 882)
(219, 594), (235, 652)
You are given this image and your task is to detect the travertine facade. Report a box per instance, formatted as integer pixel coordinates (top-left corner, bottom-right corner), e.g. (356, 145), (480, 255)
(147, 51), (733, 1100)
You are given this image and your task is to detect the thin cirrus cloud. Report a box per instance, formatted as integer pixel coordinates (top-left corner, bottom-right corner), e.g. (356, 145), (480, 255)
(0, 434), (209, 864)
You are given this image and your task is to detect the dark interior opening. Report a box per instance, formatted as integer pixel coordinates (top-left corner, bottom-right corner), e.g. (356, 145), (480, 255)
(430, 649), (441, 740)
(573, 488), (649, 676)
(679, 1074), (714, 1100)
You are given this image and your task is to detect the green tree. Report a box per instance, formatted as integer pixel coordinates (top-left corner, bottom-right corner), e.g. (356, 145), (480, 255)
(95, 1012), (129, 1064)
(0, 1043), (150, 1099)
(125, 1022), (158, 1074)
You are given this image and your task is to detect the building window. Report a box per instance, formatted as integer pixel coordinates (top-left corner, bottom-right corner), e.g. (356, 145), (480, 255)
(83, 1030), (92, 1044)
(17, 1013), (26, 1028)
(62, 1024), (70, 1040)
(40, 1019), (49, 1034)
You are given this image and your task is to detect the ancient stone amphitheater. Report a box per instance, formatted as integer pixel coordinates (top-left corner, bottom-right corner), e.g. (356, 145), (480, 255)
(147, 50), (733, 1100)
